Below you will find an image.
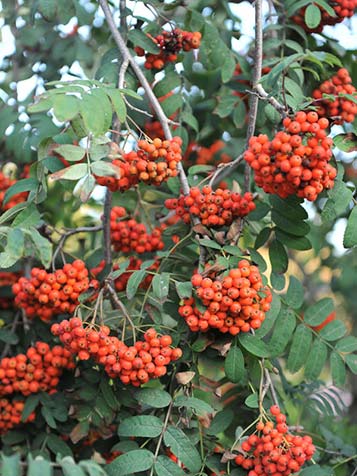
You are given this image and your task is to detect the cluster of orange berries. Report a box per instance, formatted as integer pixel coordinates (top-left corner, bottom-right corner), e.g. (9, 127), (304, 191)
(51, 318), (182, 387)
(0, 271), (20, 309)
(165, 186), (256, 227)
(0, 170), (28, 211)
(91, 257), (158, 292)
(183, 140), (231, 167)
(0, 341), (74, 397)
(234, 406), (315, 476)
(110, 206), (164, 254)
(179, 260), (272, 335)
(312, 68), (357, 124)
(292, 0), (357, 33)
(244, 111), (336, 201)
(12, 260), (97, 322)
(0, 398), (35, 435)
(135, 29), (201, 70)
(96, 137), (183, 191)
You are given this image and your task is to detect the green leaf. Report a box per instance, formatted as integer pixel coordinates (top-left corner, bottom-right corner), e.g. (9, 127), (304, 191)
(233, 98), (247, 129)
(38, 0), (57, 20)
(53, 95), (80, 122)
(60, 457), (86, 476)
(343, 206), (357, 248)
(80, 90), (112, 135)
(118, 415), (164, 438)
(161, 94), (183, 117)
(305, 4), (322, 29)
(224, 345), (245, 383)
(222, 54), (236, 83)
(134, 388), (172, 408)
(299, 465), (333, 476)
(319, 320), (347, 341)
(285, 276), (304, 309)
(126, 269), (147, 299)
(154, 455), (185, 476)
(154, 72), (181, 97)
(90, 161), (120, 177)
(239, 334), (270, 358)
(50, 163), (88, 181)
(152, 273), (170, 304)
(3, 178), (37, 205)
(245, 393), (259, 408)
(79, 461), (107, 476)
(41, 406), (56, 428)
(129, 29), (160, 54)
(255, 293), (281, 338)
(330, 352), (346, 386)
(53, 144), (85, 162)
(27, 456), (53, 476)
(335, 336), (357, 353)
(163, 426), (201, 473)
(321, 181), (353, 223)
(275, 229), (312, 251)
(269, 239), (288, 274)
(215, 94), (238, 118)
(198, 238), (222, 250)
(268, 307), (296, 357)
(0, 453), (21, 476)
(21, 394), (40, 421)
(333, 133), (357, 153)
(175, 281), (192, 299)
(0, 202), (28, 225)
(305, 340), (328, 380)
(287, 324), (313, 373)
(0, 329), (18, 345)
(174, 396), (213, 415)
(12, 204), (41, 229)
(26, 228), (52, 268)
(271, 210), (310, 237)
(106, 89), (127, 123)
(345, 354), (357, 374)
(304, 298), (334, 327)
(47, 434), (73, 458)
(106, 449), (154, 476)
(207, 408), (234, 435)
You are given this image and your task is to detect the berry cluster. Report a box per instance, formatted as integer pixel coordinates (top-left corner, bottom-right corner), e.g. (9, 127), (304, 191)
(96, 137), (183, 191)
(12, 260), (97, 322)
(244, 111), (336, 201)
(291, 0), (357, 33)
(110, 206), (164, 254)
(91, 257), (158, 292)
(179, 260), (272, 335)
(312, 68), (357, 124)
(183, 141), (231, 167)
(234, 406), (315, 476)
(165, 186), (256, 227)
(0, 342), (74, 397)
(0, 271), (21, 309)
(0, 170), (28, 211)
(51, 318), (182, 387)
(0, 398), (35, 435)
(135, 29), (201, 70)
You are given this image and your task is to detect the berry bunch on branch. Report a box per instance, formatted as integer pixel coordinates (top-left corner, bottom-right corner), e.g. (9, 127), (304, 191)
(0, 341), (74, 396)
(234, 406), (316, 475)
(96, 137), (183, 191)
(51, 318), (182, 387)
(135, 28), (202, 70)
(165, 186), (256, 227)
(179, 260), (272, 335)
(244, 111), (336, 201)
(110, 206), (164, 254)
(312, 68), (357, 124)
(12, 260), (98, 321)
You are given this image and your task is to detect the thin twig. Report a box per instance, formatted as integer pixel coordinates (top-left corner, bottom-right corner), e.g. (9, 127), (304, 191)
(254, 84), (287, 116)
(264, 368), (279, 406)
(149, 401), (174, 476)
(102, 191), (112, 267)
(105, 282), (136, 342)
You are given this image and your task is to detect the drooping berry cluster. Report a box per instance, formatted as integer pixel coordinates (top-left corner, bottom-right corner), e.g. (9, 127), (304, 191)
(0, 271), (21, 309)
(312, 68), (357, 124)
(165, 187), (256, 227)
(244, 111), (336, 201)
(12, 260), (98, 322)
(183, 141), (231, 167)
(291, 0), (357, 33)
(110, 207), (164, 254)
(91, 257), (158, 292)
(96, 137), (183, 191)
(234, 406), (315, 475)
(135, 29), (201, 70)
(179, 260), (272, 335)
(0, 170), (28, 211)
(0, 398), (35, 435)
(0, 342), (74, 397)
(51, 318), (182, 387)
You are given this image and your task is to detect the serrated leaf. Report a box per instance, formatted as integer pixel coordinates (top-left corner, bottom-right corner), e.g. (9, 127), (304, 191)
(154, 456), (184, 476)
(245, 393), (259, 408)
(26, 228), (52, 268)
(134, 388), (172, 408)
(287, 324), (313, 373)
(224, 345), (245, 383)
(255, 292), (281, 338)
(174, 396), (213, 415)
(207, 408), (234, 435)
(343, 206), (357, 248)
(305, 339), (328, 380)
(53, 144), (85, 162)
(21, 394), (40, 421)
(275, 229), (312, 251)
(80, 89), (112, 135)
(285, 276), (304, 309)
(271, 210), (310, 237)
(50, 163), (88, 181)
(3, 178), (37, 205)
(305, 3), (322, 29)
(268, 307), (296, 357)
(53, 95), (80, 122)
(12, 204), (41, 229)
(269, 239), (288, 274)
(91, 161), (120, 177)
(345, 354), (357, 374)
(106, 450), (154, 475)
(330, 352), (346, 386)
(239, 334), (270, 357)
(319, 320), (347, 341)
(118, 415), (163, 438)
(333, 133), (357, 153)
(38, 0), (57, 20)
(126, 269), (147, 299)
(154, 72), (181, 97)
(47, 434), (73, 458)
(161, 94), (183, 117)
(0, 453), (21, 476)
(163, 426), (201, 473)
(152, 273), (170, 304)
(106, 89), (127, 123)
(175, 281), (192, 299)
(299, 465), (333, 476)
(129, 29), (160, 54)
(304, 298), (334, 327)
(335, 336), (357, 353)
(198, 238), (222, 250)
